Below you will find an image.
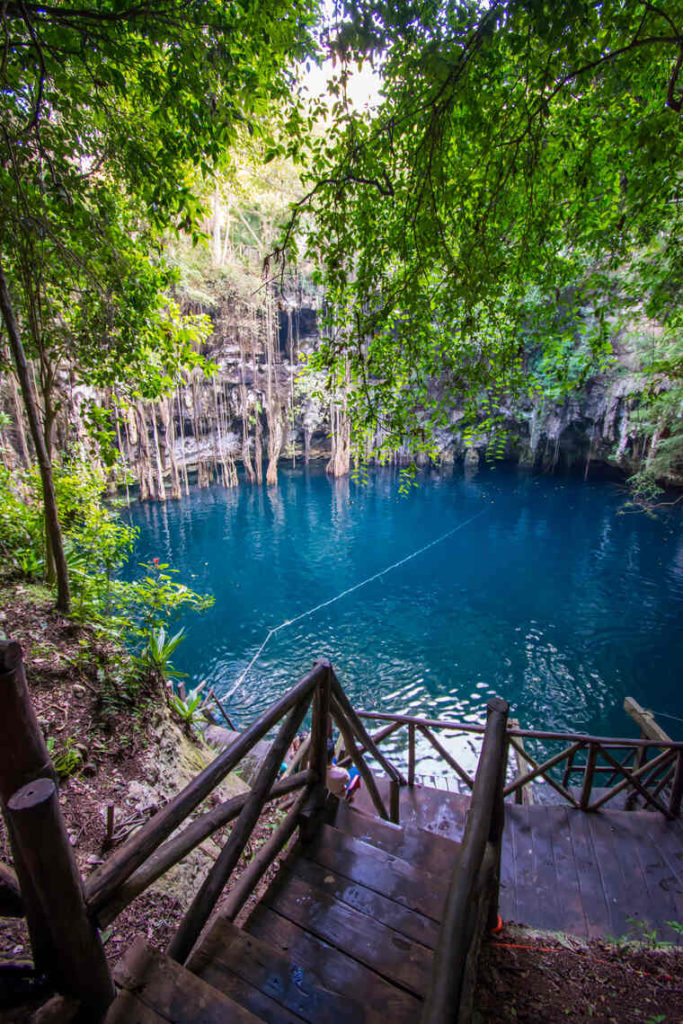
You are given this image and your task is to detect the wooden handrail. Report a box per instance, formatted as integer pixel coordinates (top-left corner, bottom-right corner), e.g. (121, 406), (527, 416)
(331, 694), (390, 820)
(87, 662), (324, 914)
(420, 697), (509, 1024)
(356, 710), (683, 748)
(168, 693), (312, 964)
(93, 771), (313, 928)
(330, 673), (407, 785)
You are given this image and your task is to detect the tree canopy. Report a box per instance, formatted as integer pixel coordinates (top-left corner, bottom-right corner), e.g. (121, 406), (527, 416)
(289, 0), (683, 462)
(0, 0), (319, 609)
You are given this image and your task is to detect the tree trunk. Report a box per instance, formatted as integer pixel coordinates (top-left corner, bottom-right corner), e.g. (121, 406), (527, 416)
(0, 262), (71, 613)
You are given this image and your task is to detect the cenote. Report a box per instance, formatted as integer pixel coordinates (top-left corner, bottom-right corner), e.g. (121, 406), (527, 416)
(124, 463), (683, 773)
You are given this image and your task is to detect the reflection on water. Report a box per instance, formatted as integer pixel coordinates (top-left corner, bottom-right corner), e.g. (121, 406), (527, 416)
(124, 464), (683, 774)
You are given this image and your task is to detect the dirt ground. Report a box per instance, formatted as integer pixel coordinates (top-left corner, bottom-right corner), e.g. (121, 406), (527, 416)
(476, 924), (683, 1024)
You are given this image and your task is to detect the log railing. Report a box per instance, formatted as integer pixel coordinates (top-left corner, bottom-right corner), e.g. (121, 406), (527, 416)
(354, 711), (683, 818)
(0, 646), (407, 1017)
(420, 698), (510, 1024)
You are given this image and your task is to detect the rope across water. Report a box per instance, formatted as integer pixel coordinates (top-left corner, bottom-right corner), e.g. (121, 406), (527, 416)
(222, 507), (488, 701)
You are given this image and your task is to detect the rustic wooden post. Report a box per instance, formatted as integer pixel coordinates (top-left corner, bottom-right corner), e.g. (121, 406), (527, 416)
(408, 722), (416, 786)
(309, 659), (331, 789)
(389, 779), (400, 824)
(0, 640), (57, 973)
(580, 742), (598, 810)
(7, 778), (114, 1017)
(486, 697), (509, 931)
(670, 751), (683, 818)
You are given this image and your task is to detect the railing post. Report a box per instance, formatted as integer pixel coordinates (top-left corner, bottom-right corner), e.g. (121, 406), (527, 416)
(0, 641), (64, 977)
(408, 722), (416, 786)
(389, 779), (400, 824)
(486, 697), (509, 931)
(670, 751), (683, 818)
(309, 659), (332, 790)
(7, 778), (114, 1017)
(580, 742), (598, 810)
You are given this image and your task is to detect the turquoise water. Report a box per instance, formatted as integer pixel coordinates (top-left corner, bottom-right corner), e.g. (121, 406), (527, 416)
(124, 464), (683, 769)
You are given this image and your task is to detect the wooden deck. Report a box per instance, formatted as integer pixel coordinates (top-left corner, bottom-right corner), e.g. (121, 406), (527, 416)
(106, 798), (460, 1022)
(105, 779), (683, 1021)
(352, 778), (683, 945)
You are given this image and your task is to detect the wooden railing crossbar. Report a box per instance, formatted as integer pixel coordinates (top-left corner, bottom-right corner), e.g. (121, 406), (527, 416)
(217, 787), (310, 924)
(330, 693), (390, 821)
(356, 707), (683, 815)
(417, 723), (475, 789)
(87, 663), (324, 914)
(330, 675), (407, 786)
(420, 698), (509, 1024)
(168, 693), (312, 965)
(93, 771), (313, 928)
(588, 748), (676, 816)
(504, 739), (583, 806)
(356, 710), (683, 748)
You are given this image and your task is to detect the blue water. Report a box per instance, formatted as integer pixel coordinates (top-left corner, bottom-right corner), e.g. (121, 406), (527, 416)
(124, 464), (683, 772)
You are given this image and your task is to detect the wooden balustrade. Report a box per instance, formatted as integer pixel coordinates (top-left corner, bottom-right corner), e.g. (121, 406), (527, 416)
(168, 691), (313, 964)
(420, 697), (510, 1024)
(86, 662), (325, 915)
(3, 638), (682, 1022)
(355, 709), (683, 817)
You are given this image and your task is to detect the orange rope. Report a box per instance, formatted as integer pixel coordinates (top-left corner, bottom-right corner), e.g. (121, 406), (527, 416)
(488, 940), (674, 982)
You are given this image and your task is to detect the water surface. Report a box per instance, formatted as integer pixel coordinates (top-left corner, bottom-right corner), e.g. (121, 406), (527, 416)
(124, 464), (683, 772)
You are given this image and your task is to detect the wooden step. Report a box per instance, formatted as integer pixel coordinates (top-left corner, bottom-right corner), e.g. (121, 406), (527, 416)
(350, 777), (470, 843)
(261, 869), (432, 998)
(188, 916), (365, 1024)
(332, 798), (460, 874)
(304, 823), (449, 920)
(246, 905), (421, 1023)
(290, 855), (441, 949)
(106, 937), (264, 1023)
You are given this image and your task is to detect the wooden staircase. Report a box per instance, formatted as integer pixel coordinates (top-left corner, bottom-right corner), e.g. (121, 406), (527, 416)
(106, 797), (462, 1023)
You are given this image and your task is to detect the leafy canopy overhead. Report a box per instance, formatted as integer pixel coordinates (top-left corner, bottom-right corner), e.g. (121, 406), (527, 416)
(0, 0), (319, 391)
(288, 0), (683, 457)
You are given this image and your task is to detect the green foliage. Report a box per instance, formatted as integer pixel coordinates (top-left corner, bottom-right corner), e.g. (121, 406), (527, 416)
(136, 626), (187, 683)
(169, 680), (209, 728)
(46, 736), (84, 779)
(0, 466), (44, 575)
(282, 0), (683, 467)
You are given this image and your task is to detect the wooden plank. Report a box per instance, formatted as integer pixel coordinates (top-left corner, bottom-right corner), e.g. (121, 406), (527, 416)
(191, 917), (363, 1024)
(503, 806), (536, 929)
(262, 873), (432, 998)
(497, 809), (517, 925)
(623, 698), (672, 744)
(292, 856), (441, 949)
(499, 805), (519, 924)
(618, 819), (683, 946)
(332, 800), (460, 876)
(525, 808), (572, 933)
(637, 815), (683, 925)
(114, 938), (263, 1023)
(351, 778), (470, 844)
(577, 813), (632, 940)
(541, 806), (589, 938)
(104, 990), (169, 1024)
(246, 905), (421, 1023)
(565, 809), (613, 940)
(306, 824), (448, 921)
(594, 812), (662, 941)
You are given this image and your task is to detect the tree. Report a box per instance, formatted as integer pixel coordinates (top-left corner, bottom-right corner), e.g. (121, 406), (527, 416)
(283, 0), (683, 463)
(0, 0), (319, 610)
